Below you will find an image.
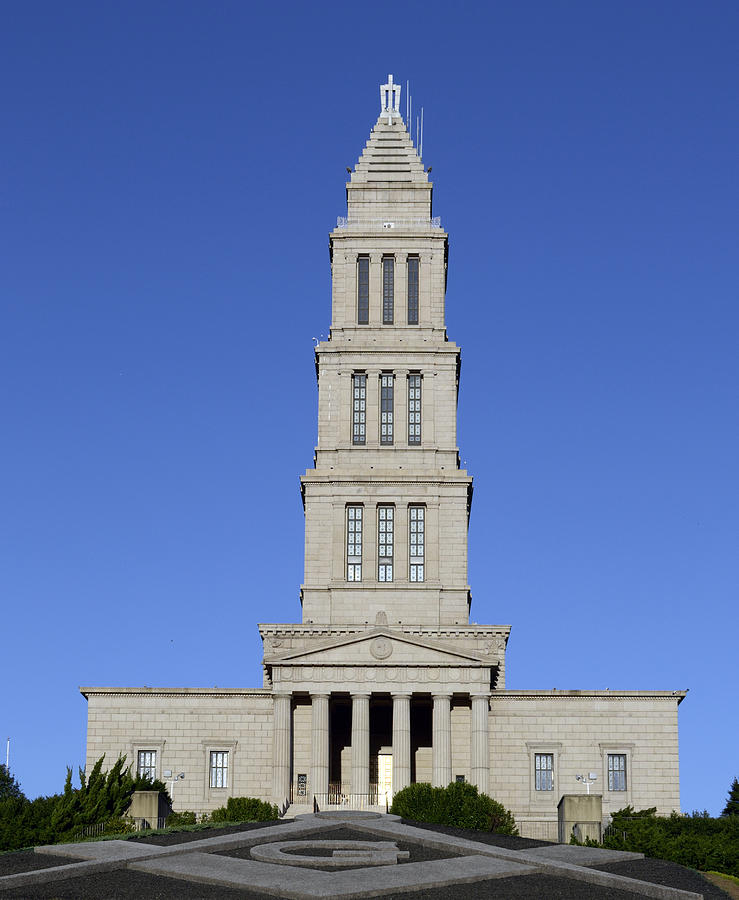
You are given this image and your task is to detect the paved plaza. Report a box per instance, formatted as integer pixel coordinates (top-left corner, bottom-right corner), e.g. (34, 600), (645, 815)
(0, 812), (709, 899)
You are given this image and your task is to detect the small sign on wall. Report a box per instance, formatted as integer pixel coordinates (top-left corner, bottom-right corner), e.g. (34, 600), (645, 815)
(297, 773), (307, 796)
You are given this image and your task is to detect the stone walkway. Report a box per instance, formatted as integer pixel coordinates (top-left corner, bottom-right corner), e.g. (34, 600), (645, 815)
(0, 811), (705, 899)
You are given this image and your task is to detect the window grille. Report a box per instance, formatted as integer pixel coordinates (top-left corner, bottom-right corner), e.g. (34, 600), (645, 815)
(347, 506), (363, 582)
(407, 256), (419, 324)
(382, 257), (394, 324)
(409, 506), (425, 582)
(535, 753), (554, 791)
(210, 751), (228, 788)
(352, 373), (366, 444)
(408, 374), (421, 444)
(608, 754), (627, 791)
(357, 256), (369, 324)
(137, 750), (156, 780)
(380, 374), (394, 444)
(378, 506), (394, 582)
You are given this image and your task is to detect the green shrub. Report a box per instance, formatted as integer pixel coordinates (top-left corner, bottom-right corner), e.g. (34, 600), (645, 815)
(210, 797), (279, 823)
(594, 807), (739, 878)
(101, 817), (135, 835)
(166, 810), (197, 827)
(390, 782), (518, 835)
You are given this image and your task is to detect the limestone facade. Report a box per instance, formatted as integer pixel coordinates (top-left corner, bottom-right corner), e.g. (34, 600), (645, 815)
(82, 77), (685, 828)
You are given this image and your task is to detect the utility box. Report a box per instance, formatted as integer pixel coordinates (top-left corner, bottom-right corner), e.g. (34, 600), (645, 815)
(126, 791), (171, 829)
(558, 794), (602, 844)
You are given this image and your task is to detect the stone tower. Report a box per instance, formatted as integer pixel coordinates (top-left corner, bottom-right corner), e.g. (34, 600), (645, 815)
(260, 76), (509, 808)
(81, 76), (685, 828)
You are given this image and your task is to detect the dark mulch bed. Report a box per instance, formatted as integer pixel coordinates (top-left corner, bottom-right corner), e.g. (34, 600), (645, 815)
(597, 856), (731, 899)
(217, 825), (462, 870)
(399, 817), (552, 850)
(403, 874), (650, 898)
(127, 818), (288, 846)
(0, 869), (265, 899)
(0, 851), (73, 876)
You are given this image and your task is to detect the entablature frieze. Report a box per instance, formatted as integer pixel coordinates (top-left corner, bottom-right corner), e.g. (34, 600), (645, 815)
(272, 662), (491, 693)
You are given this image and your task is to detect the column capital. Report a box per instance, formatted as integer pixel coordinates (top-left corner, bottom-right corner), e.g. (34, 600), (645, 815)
(432, 692), (453, 701)
(351, 692), (372, 700)
(310, 692), (331, 701)
(391, 692), (412, 700)
(273, 691), (293, 700)
(470, 692), (490, 702)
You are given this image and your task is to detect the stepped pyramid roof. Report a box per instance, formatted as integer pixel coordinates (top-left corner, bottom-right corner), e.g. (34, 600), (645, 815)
(349, 117), (428, 184)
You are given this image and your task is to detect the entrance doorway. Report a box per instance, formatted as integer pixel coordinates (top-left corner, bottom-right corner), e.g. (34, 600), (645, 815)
(377, 753), (393, 801)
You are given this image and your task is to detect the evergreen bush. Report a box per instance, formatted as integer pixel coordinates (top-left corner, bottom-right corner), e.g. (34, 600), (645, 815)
(390, 781), (518, 834)
(210, 796), (279, 822)
(579, 806), (739, 878)
(165, 810), (197, 827)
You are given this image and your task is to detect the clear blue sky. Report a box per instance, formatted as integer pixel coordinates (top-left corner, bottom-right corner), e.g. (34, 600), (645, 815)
(2, 1), (737, 816)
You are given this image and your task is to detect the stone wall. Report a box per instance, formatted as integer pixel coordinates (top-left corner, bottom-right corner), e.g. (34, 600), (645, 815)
(83, 688), (274, 813)
(489, 691), (682, 823)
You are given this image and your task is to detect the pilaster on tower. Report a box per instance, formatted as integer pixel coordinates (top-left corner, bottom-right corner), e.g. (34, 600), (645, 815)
(300, 76), (472, 629)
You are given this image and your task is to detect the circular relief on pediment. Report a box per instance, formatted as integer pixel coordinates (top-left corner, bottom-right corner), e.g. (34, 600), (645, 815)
(449, 668), (460, 681)
(428, 667), (440, 681)
(303, 667), (313, 680)
(370, 637), (393, 660)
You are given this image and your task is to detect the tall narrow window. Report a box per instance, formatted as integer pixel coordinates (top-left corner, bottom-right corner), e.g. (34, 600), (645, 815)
(378, 506), (394, 582)
(380, 374), (394, 444)
(137, 750), (156, 780)
(357, 256), (369, 324)
(347, 506), (363, 581)
(352, 373), (366, 444)
(210, 751), (228, 788)
(408, 374), (421, 444)
(409, 506), (425, 582)
(407, 255), (419, 324)
(382, 256), (394, 324)
(535, 753), (554, 791)
(608, 754), (627, 791)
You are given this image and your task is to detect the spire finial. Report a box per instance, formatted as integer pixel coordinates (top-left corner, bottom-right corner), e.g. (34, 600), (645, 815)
(380, 74), (401, 125)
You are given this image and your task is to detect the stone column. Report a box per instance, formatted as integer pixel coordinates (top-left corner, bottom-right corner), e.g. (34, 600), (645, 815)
(432, 693), (452, 787)
(351, 693), (371, 796)
(310, 693), (330, 800)
(470, 693), (490, 795)
(272, 691), (292, 804)
(392, 692), (412, 795)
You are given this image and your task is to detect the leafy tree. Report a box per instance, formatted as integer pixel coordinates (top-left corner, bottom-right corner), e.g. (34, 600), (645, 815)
(721, 777), (739, 817)
(0, 764), (24, 801)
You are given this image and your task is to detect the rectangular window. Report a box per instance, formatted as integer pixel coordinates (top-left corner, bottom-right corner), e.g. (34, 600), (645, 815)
(608, 754), (627, 791)
(137, 750), (156, 780)
(380, 374), (394, 444)
(378, 506), (394, 582)
(347, 506), (363, 581)
(408, 374), (421, 444)
(210, 751), (228, 788)
(407, 256), (419, 324)
(357, 256), (369, 324)
(409, 506), (425, 582)
(382, 256), (394, 324)
(352, 373), (366, 444)
(535, 753), (554, 791)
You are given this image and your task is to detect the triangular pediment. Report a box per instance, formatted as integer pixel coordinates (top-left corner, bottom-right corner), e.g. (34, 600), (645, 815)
(266, 628), (488, 667)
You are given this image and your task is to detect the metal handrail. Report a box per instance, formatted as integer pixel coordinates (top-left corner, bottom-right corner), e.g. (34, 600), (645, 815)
(312, 791), (388, 811)
(335, 216), (442, 230)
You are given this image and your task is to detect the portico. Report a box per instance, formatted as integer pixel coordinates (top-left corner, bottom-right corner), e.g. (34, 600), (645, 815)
(271, 688), (489, 806)
(264, 626), (499, 806)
